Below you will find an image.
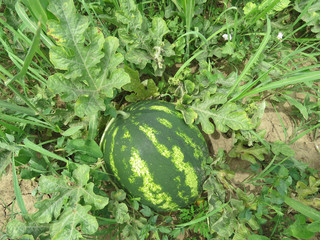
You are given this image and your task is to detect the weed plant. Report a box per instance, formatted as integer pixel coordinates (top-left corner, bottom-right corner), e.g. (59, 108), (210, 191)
(0, 0), (320, 239)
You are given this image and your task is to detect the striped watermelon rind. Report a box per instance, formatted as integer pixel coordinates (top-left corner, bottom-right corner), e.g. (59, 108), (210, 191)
(102, 100), (209, 212)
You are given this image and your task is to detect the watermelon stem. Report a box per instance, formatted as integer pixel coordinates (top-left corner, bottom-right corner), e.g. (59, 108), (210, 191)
(99, 118), (115, 148)
(99, 110), (130, 149)
(117, 110), (130, 119)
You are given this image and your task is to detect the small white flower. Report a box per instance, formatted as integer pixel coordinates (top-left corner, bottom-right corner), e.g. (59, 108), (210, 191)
(222, 33), (232, 41)
(277, 32), (283, 40)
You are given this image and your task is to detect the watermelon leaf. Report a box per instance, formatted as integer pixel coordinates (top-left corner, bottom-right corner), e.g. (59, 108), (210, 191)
(31, 165), (108, 238)
(50, 205), (98, 237)
(6, 219), (48, 239)
(212, 103), (253, 132)
(229, 143), (268, 164)
(176, 102), (198, 125)
(113, 202), (130, 224)
(192, 93), (253, 134)
(115, 0), (170, 76)
(123, 66), (160, 102)
(47, 0), (130, 117)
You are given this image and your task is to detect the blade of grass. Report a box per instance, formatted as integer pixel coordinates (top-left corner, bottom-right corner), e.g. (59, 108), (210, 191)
(196, 18), (243, 53)
(110, 0), (120, 10)
(80, 0), (110, 36)
(11, 154), (30, 220)
(21, 0), (48, 24)
(177, 31), (209, 49)
(227, 16), (271, 99)
(0, 120), (25, 134)
(212, 7), (238, 26)
(238, 71), (320, 98)
(292, 0), (316, 28)
(0, 76), (59, 132)
(231, 42), (320, 102)
(174, 50), (204, 79)
(6, 22), (41, 85)
(283, 195), (320, 221)
(289, 123), (320, 144)
(0, 64), (13, 79)
(176, 201), (229, 227)
(0, 114), (54, 130)
(0, 18), (49, 63)
(181, 0), (195, 59)
(248, 0), (280, 26)
(0, 99), (36, 115)
(23, 138), (69, 163)
(96, 216), (118, 225)
(269, 19), (315, 52)
(15, 1), (53, 48)
(0, 36), (47, 84)
(245, 156), (288, 184)
(272, 102), (288, 142)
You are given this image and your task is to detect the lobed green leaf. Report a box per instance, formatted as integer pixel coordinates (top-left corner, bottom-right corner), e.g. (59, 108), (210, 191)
(47, 0), (130, 117)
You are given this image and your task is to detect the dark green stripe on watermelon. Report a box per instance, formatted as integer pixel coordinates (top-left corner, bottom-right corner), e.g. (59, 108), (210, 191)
(103, 100), (209, 212)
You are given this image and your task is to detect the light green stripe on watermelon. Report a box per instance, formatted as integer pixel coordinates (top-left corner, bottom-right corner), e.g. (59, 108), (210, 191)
(121, 145), (127, 152)
(139, 124), (171, 158)
(123, 129), (131, 139)
(185, 123), (204, 140)
(157, 118), (173, 128)
(149, 105), (172, 113)
(110, 127), (120, 180)
(171, 146), (199, 198)
(149, 105), (183, 118)
(129, 147), (178, 210)
(176, 131), (203, 159)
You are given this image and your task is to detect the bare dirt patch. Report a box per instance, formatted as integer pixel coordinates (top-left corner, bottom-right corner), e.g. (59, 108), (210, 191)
(258, 103), (320, 170)
(0, 165), (37, 231)
(208, 101), (320, 186)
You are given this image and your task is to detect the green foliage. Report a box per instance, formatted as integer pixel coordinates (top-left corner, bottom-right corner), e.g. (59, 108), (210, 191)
(122, 66), (160, 102)
(1, 0), (320, 239)
(46, 0), (130, 117)
(285, 214), (320, 239)
(178, 202), (211, 238)
(173, 70), (253, 134)
(229, 142), (268, 164)
(294, 0), (320, 38)
(114, 0), (173, 76)
(6, 165), (109, 239)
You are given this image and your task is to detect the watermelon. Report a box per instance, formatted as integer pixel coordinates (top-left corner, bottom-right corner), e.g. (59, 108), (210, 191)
(102, 100), (209, 212)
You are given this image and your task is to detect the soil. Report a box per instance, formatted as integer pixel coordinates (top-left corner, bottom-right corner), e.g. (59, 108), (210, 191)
(0, 166), (37, 232)
(0, 101), (319, 236)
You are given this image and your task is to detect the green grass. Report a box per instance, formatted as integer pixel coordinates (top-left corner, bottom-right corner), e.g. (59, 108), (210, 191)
(1, 0), (320, 239)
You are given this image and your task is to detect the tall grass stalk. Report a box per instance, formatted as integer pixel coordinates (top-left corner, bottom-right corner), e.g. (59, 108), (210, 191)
(6, 22), (41, 85)
(236, 71), (320, 100)
(284, 195), (320, 221)
(12, 154), (30, 220)
(15, 1), (53, 48)
(20, 0), (48, 25)
(23, 138), (69, 164)
(171, 0), (195, 59)
(227, 17), (271, 99)
(248, 0), (280, 26)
